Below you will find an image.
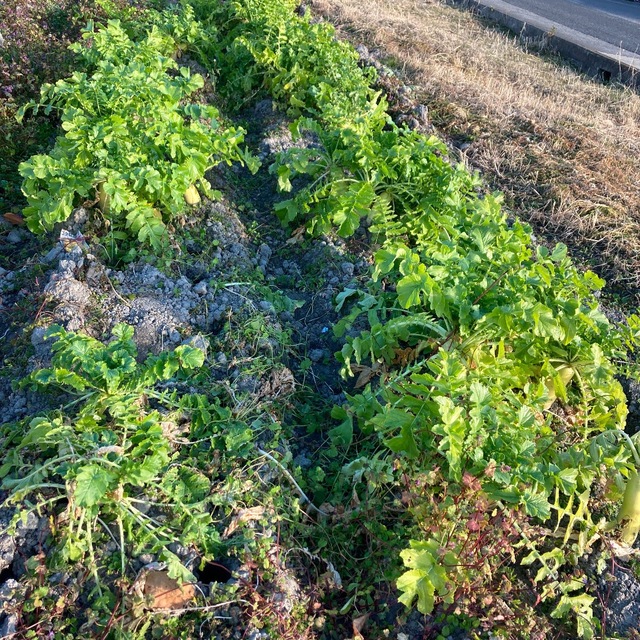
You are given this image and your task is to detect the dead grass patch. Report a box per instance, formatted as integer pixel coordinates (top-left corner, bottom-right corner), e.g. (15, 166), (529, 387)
(310, 0), (640, 294)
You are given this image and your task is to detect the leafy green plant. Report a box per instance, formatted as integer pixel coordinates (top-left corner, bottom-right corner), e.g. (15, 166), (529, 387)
(0, 324), (220, 600)
(17, 18), (258, 257)
(199, 0), (640, 635)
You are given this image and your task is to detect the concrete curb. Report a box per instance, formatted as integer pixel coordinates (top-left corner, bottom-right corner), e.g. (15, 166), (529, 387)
(447, 0), (640, 89)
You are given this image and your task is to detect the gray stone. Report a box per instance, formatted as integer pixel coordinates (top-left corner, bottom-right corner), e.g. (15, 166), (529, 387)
(182, 334), (208, 356)
(71, 208), (88, 225)
(6, 230), (22, 244)
(604, 565), (640, 635)
(340, 262), (355, 277)
(0, 580), (19, 603)
(43, 246), (63, 263)
(193, 281), (208, 296)
(0, 613), (18, 638)
(30, 326), (47, 348)
(293, 454), (312, 469)
(308, 349), (325, 363)
(0, 535), (15, 572)
(45, 277), (92, 309)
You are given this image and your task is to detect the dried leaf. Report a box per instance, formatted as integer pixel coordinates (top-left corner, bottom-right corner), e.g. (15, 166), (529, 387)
(143, 570), (196, 609)
(392, 346), (418, 367)
(223, 506), (266, 538)
(353, 362), (381, 388)
(352, 613), (369, 638)
(286, 225), (306, 244)
(3, 212), (25, 226)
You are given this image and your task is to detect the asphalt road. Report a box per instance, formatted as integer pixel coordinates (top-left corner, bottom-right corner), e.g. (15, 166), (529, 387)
(501, 0), (640, 52)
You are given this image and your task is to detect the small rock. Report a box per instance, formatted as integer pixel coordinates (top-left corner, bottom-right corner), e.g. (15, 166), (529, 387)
(71, 208), (88, 225)
(340, 262), (355, 277)
(169, 329), (181, 343)
(259, 300), (275, 314)
(308, 349), (325, 363)
(175, 276), (191, 290)
(48, 573), (66, 585)
(0, 535), (16, 572)
(6, 230), (22, 244)
(138, 553), (155, 565)
(414, 104), (429, 123)
(0, 613), (18, 637)
(193, 281), (208, 296)
(43, 246), (62, 263)
(293, 454), (312, 469)
(30, 326), (48, 348)
(182, 334), (208, 356)
(0, 579), (19, 603)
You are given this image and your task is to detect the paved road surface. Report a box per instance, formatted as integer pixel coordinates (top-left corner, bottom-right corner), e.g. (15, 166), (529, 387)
(502, 0), (640, 52)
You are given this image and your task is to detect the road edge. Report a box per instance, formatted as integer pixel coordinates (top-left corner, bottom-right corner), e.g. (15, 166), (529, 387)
(447, 0), (640, 89)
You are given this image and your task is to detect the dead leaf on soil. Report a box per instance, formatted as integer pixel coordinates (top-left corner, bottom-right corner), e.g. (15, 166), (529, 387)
(352, 613), (369, 639)
(286, 225), (306, 244)
(142, 570), (196, 610)
(3, 212), (25, 226)
(223, 505), (266, 538)
(259, 367), (296, 399)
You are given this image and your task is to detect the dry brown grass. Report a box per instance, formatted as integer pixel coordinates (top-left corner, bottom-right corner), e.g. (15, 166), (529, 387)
(310, 0), (640, 294)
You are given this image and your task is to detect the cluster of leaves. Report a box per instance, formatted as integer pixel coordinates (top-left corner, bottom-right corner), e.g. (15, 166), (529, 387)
(0, 323), (283, 636)
(0, 325), (216, 575)
(17, 13), (258, 259)
(182, 0), (382, 123)
(200, 0), (640, 636)
(0, 0), (158, 216)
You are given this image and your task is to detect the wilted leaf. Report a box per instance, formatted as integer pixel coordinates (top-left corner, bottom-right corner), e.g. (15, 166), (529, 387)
(3, 213), (25, 226)
(143, 570), (196, 610)
(352, 613), (369, 639)
(223, 506), (266, 538)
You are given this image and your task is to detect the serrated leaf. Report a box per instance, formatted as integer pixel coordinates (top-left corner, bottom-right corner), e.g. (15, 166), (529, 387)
(73, 464), (116, 508)
(520, 488), (550, 519)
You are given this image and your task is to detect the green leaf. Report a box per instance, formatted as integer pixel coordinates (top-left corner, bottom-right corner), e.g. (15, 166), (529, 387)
(329, 406), (353, 448)
(397, 264), (430, 309)
(432, 397), (466, 481)
(73, 464), (116, 508)
(176, 345), (205, 369)
(332, 181), (375, 237)
(556, 468), (579, 494)
(373, 409), (419, 458)
(520, 488), (550, 519)
(550, 243), (567, 262)
(397, 540), (451, 614)
(551, 593), (595, 639)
